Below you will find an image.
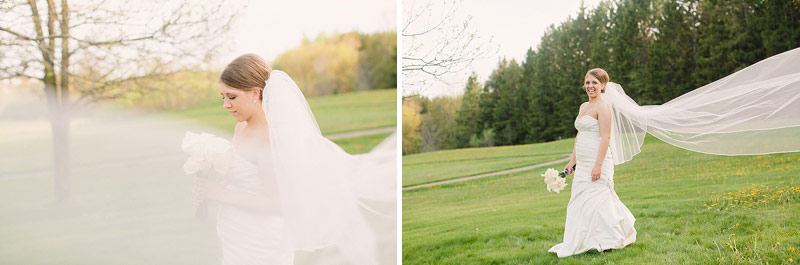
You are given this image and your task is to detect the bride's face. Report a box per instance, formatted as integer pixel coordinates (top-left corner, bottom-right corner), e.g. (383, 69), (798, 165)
(219, 83), (260, 122)
(584, 75), (605, 99)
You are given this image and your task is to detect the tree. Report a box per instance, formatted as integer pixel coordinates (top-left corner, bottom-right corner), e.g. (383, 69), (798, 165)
(357, 31), (398, 90)
(402, 0), (497, 94)
(648, 0), (698, 103)
(755, 0), (800, 57)
(450, 73), (482, 148)
(694, 0), (763, 87)
(274, 33), (361, 96)
(0, 0), (241, 201)
(420, 95), (460, 151)
(483, 58), (523, 146)
(274, 31), (397, 96)
(608, 0), (656, 103)
(402, 97), (423, 155)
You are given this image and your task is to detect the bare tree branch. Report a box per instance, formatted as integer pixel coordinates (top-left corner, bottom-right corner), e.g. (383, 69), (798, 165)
(402, 0), (498, 93)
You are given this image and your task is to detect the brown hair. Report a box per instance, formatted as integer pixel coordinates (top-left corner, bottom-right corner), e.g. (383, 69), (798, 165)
(220, 53), (272, 99)
(585, 68), (610, 93)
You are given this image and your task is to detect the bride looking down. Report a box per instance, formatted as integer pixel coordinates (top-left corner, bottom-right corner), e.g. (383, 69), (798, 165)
(194, 54), (397, 265)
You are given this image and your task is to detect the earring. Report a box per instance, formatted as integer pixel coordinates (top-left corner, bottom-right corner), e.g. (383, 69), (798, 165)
(252, 99), (257, 104)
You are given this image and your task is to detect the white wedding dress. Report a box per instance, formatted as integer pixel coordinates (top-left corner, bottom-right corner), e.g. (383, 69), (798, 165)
(548, 115), (637, 258)
(216, 142), (294, 265)
(200, 70), (395, 265)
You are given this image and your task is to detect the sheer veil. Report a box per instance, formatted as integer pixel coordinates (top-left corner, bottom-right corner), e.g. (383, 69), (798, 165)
(261, 70), (396, 264)
(603, 47), (800, 165)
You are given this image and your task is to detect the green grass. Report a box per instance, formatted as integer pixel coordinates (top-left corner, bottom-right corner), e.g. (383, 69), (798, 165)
(402, 139), (572, 187)
(332, 132), (393, 155)
(160, 88), (396, 136)
(402, 135), (800, 264)
(306, 89), (396, 135)
(155, 89), (396, 155)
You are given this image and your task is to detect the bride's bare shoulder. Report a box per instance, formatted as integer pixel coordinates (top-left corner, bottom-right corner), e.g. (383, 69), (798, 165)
(595, 100), (611, 113)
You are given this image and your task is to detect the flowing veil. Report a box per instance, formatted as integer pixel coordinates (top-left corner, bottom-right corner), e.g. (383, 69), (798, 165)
(603, 47), (800, 165)
(261, 70), (396, 264)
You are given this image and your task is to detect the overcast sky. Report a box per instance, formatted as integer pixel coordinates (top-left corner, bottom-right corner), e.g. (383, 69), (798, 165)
(222, 0), (397, 66)
(404, 0), (604, 98)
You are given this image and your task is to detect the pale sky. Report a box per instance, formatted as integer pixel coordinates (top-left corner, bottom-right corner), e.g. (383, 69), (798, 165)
(405, 0), (604, 98)
(221, 0), (397, 67)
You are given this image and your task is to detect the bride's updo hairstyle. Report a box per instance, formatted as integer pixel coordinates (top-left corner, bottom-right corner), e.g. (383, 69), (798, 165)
(220, 53), (272, 99)
(586, 68), (610, 93)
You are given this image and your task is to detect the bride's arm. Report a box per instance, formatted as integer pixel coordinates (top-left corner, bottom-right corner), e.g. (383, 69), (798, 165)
(566, 133), (578, 173)
(591, 102), (612, 180)
(565, 103), (588, 173)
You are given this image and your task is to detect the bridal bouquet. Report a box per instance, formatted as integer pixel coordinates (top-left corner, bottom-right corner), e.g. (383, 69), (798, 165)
(541, 166), (573, 194)
(181, 131), (233, 218)
(182, 132), (233, 176)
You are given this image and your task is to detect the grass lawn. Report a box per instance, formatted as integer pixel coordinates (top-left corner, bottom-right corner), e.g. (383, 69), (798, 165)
(402, 139), (572, 187)
(306, 89), (396, 135)
(157, 88), (395, 155)
(402, 135), (800, 264)
(159, 88), (396, 136)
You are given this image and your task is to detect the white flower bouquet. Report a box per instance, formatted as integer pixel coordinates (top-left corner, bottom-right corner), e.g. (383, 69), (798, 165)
(181, 131), (233, 218)
(541, 165), (574, 194)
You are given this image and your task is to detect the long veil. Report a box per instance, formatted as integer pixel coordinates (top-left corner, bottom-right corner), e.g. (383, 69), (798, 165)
(261, 70), (396, 264)
(604, 47), (800, 165)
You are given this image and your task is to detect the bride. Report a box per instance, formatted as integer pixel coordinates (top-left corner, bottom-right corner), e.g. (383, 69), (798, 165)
(548, 47), (800, 258)
(548, 68), (636, 258)
(193, 54), (396, 265)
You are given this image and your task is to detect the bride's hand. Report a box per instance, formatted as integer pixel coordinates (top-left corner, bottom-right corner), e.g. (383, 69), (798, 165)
(194, 177), (228, 202)
(591, 166), (601, 181)
(564, 161), (576, 175)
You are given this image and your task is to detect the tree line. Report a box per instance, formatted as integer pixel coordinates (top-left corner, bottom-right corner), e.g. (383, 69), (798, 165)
(403, 0), (799, 155)
(113, 31), (397, 110)
(274, 31), (397, 97)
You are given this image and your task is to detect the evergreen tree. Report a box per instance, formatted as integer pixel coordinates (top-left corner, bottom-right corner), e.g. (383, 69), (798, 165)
(451, 74), (484, 148)
(609, 0), (655, 103)
(648, 0), (698, 103)
(484, 58), (524, 145)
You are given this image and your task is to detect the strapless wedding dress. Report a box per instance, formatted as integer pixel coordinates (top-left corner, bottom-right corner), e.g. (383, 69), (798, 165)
(216, 149), (293, 265)
(548, 115), (636, 258)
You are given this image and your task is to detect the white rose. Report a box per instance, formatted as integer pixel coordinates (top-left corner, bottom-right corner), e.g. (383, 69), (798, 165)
(181, 131), (203, 157)
(204, 134), (231, 154)
(181, 131), (232, 176)
(183, 155), (204, 175)
(544, 168), (559, 178)
(552, 177), (568, 193)
(542, 168), (560, 185)
(544, 175), (559, 186)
